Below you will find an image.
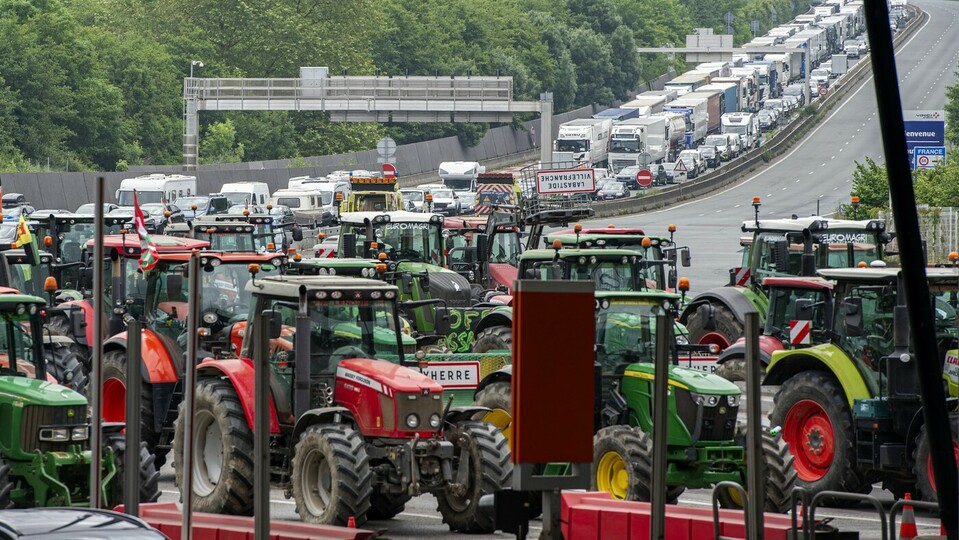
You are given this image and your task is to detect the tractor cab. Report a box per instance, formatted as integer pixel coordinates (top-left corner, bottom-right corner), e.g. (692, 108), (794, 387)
(444, 211), (521, 292)
(192, 214), (280, 253)
(32, 213), (130, 294)
(519, 247), (650, 292)
(0, 293), (49, 380)
(1, 249), (56, 300)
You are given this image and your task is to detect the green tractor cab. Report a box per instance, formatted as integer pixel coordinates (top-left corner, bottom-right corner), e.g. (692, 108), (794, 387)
(0, 292), (159, 508)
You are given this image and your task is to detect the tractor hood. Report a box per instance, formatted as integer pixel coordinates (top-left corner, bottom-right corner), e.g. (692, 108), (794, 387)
(399, 262), (472, 308)
(626, 363), (740, 395)
(488, 263), (518, 293)
(0, 376), (87, 407)
(337, 358), (444, 395)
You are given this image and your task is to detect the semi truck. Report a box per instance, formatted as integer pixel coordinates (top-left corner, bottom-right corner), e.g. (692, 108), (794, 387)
(699, 83), (740, 114)
(607, 116), (668, 173)
(439, 161), (485, 211)
(659, 112), (688, 161)
(744, 62), (780, 99)
(620, 95), (667, 117)
(664, 97), (709, 147)
(721, 112), (760, 151)
(663, 73), (710, 96)
(682, 90), (723, 134)
(553, 118), (612, 167)
(711, 76), (753, 113)
(593, 107), (640, 124)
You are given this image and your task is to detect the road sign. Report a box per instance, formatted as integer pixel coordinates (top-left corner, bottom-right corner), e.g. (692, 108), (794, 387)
(382, 163), (397, 177)
(818, 86), (828, 97)
(636, 169), (653, 188)
(903, 110), (945, 152)
(674, 160), (688, 173)
(914, 146), (946, 170)
(534, 168), (596, 194)
(376, 137), (397, 159)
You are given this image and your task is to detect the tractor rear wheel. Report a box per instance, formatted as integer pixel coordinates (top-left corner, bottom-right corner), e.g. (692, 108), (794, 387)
(473, 381), (512, 443)
(436, 421), (512, 533)
(368, 493), (412, 521)
(0, 455), (12, 509)
(715, 357), (747, 383)
(913, 424), (959, 503)
(471, 326), (512, 353)
(102, 349), (165, 468)
(684, 301), (743, 348)
(45, 343), (88, 397)
(103, 432), (160, 508)
(173, 377), (255, 515)
(592, 426), (685, 503)
(44, 315), (89, 370)
(292, 424), (372, 527)
(769, 371), (870, 500)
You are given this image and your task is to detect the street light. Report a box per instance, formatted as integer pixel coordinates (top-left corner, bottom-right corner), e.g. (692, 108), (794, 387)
(190, 60), (204, 78)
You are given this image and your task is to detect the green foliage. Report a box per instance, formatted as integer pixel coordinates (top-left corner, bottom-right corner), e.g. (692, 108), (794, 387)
(947, 74), (959, 146)
(850, 157), (890, 215)
(200, 119), (244, 164)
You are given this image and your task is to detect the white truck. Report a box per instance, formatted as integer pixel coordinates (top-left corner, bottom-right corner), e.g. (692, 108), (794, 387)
(438, 161), (485, 214)
(553, 118), (612, 167)
(115, 173), (197, 208)
(664, 97), (709, 148)
(220, 181), (271, 208)
(721, 112), (760, 151)
(658, 112), (688, 162)
(620, 95), (666, 117)
(607, 116), (668, 173)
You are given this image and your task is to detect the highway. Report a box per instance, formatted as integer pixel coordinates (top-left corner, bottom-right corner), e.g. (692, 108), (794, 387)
(155, 1), (959, 537)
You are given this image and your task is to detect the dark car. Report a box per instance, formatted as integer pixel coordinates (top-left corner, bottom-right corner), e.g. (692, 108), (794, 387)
(266, 204), (297, 228)
(757, 109), (777, 132)
(0, 508), (167, 539)
(177, 194), (230, 220)
(596, 181), (630, 200)
(615, 166), (642, 189)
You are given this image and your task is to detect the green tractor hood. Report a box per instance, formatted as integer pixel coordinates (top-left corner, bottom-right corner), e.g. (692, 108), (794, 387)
(0, 376), (88, 407)
(624, 362), (741, 395)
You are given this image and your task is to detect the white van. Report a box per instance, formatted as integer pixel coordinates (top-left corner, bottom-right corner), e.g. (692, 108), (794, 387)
(270, 187), (334, 226)
(116, 174), (197, 208)
(220, 181), (271, 207)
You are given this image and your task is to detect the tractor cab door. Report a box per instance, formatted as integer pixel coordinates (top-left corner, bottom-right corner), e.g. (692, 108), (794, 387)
(837, 283), (896, 374)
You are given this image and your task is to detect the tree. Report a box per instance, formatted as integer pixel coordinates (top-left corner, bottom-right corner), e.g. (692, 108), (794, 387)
(553, 50), (579, 111)
(568, 27), (614, 105)
(850, 157), (890, 216)
(200, 119), (244, 164)
(946, 74), (959, 146)
(608, 25), (641, 100)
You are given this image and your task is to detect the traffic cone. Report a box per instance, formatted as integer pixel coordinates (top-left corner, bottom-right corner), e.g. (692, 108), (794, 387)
(347, 516), (357, 528)
(899, 493), (918, 540)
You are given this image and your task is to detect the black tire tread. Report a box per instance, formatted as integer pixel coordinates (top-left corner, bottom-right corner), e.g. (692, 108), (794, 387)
(591, 425), (684, 503)
(715, 357), (747, 383)
(471, 326), (512, 354)
(45, 343), (88, 397)
(684, 302), (744, 347)
(761, 430), (798, 513)
(912, 423), (959, 503)
(292, 424), (373, 527)
(473, 381), (511, 413)
(104, 432), (161, 508)
(0, 455), (13, 509)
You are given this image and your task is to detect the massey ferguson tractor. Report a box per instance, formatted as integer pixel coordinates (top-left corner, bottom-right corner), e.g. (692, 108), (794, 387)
(0, 289), (159, 508)
(173, 275), (511, 531)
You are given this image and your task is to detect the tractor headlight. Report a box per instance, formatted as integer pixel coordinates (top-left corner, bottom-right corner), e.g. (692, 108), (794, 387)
(318, 267), (328, 275)
(429, 413), (441, 428)
(675, 334), (689, 345)
(203, 312), (219, 325)
(39, 428), (69, 442)
(691, 393), (720, 407)
(71, 426), (89, 441)
(727, 394), (741, 407)
(406, 414), (420, 429)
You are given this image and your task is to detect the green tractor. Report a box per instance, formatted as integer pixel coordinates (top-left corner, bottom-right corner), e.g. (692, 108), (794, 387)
(0, 290), (159, 508)
(765, 266), (959, 501)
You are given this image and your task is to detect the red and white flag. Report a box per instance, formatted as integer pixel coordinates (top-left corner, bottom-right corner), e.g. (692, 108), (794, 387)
(133, 191), (159, 272)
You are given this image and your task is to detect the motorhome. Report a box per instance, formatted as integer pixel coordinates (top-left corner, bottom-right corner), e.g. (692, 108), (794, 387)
(220, 181), (271, 207)
(115, 174), (197, 208)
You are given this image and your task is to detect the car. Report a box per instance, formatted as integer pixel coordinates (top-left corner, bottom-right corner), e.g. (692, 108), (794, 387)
(266, 204), (297, 228)
(427, 188), (461, 215)
(176, 194), (230, 220)
(844, 39), (861, 58)
(140, 203), (186, 233)
(596, 181), (630, 200)
(400, 189), (428, 212)
(763, 99), (788, 122)
(615, 166), (643, 189)
(697, 144), (720, 168)
(0, 508), (167, 539)
(660, 162), (687, 184)
(704, 134), (732, 162)
(782, 84), (806, 106)
(856, 37), (869, 55)
(227, 203), (266, 215)
(782, 95), (800, 112)
(808, 68), (830, 94)
(1, 204), (34, 222)
(757, 109), (777, 132)
(75, 203), (119, 215)
(676, 149), (706, 178)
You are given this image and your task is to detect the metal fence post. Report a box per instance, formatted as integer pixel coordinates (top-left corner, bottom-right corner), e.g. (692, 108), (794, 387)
(180, 251), (201, 540)
(89, 176), (105, 509)
(254, 310), (271, 540)
(124, 318), (142, 516)
(745, 311), (764, 540)
(650, 313), (671, 540)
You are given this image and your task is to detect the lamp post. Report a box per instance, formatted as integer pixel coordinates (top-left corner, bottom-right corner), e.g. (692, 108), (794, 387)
(190, 60), (203, 78)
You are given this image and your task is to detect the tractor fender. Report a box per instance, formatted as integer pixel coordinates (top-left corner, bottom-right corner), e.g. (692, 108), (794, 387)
(473, 307), (512, 335)
(444, 406), (490, 425)
(716, 335), (783, 366)
(763, 344), (873, 408)
(475, 365), (512, 397)
(680, 286), (765, 326)
(196, 358), (282, 434)
(291, 406), (353, 447)
(104, 330), (179, 384)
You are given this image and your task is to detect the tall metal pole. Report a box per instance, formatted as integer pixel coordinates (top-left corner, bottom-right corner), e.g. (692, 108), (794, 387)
(180, 252), (201, 540)
(124, 318), (142, 516)
(539, 92), (553, 166)
(744, 312), (764, 540)
(89, 176), (105, 509)
(863, 1), (958, 537)
(254, 310), (271, 540)
(650, 313), (671, 540)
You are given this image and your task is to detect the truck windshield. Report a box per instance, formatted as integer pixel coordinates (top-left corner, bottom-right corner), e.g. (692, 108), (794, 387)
(223, 193), (250, 206)
(118, 190), (162, 206)
(341, 221), (443, 265)
(725, 126), (748, 135)
(557, 139), (589, 153)
(609, 138), (640, 153)
(444, 178), (474, 192)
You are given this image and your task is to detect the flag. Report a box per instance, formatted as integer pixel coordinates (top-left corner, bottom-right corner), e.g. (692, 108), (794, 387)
(133, 191), (159, 272)
(13, 214), (39, 266)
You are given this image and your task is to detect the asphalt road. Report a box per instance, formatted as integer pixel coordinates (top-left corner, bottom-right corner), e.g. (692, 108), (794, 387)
(156, 2), (959, 537)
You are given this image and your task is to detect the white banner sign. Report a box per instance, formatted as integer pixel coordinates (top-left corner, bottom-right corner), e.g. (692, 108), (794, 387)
(535, 168), (596, 194)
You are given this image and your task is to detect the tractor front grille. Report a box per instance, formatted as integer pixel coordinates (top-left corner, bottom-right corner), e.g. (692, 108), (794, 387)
(674, 389), (738, 443)
(19, 405), (88, 453)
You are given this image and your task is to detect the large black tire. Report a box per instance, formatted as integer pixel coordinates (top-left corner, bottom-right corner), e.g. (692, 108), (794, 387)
(102, 349), (166, 469)
(471, 326), (512, 353)
(44, 343), (88, 397)
(715, 357), (747, 383)
(913, 424), (959, 503)
(0, 455), (12, 509)
(103, 432), (161, 508)
(367, 493), (412, 521)
(769, 371), (871, 501)
(684, 301), (744, 347)
(173, 377), (255, 515)
(473, 380), (512, 442)
(436, 421), (512, 533)
(45, 314), (91, 370)
(591, 426), (684, 503)
(292, 424), (372, 527)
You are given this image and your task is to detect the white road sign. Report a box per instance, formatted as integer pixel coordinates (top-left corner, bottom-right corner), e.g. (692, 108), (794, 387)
(419, 362), (480, 389)
(535, 168), (596, 194)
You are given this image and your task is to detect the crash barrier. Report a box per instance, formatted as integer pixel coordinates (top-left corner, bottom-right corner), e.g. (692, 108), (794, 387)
(591, 4), (927, 220)
(561, 491), (800, 540)
(114, 503), (376, 540)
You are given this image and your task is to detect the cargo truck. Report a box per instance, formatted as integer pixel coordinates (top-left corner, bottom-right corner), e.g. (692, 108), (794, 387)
(593, 107), (640, 124)
(721, 112), (759, 151)
(620, 95), (667, 117)
(553, 118), (612, 167)
(608, 116), (668, 173)
(664, 97), (709, 147)
(699, 83), (740, 114)
(641, 89), (679, 102)
(659, 112), (688, 162)
(682, 90), (723, 134)
(663, 73), (710, 96)
(745, 62), (780, 99)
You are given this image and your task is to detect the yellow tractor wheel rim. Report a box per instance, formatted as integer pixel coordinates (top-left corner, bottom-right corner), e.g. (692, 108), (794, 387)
(727, 487), (745, 507)
(483, 409), (512, 444)
(596, 451), (630, 500)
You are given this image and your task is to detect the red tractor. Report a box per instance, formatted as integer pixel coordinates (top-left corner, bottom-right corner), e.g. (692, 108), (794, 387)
(174, 275), (510, 531)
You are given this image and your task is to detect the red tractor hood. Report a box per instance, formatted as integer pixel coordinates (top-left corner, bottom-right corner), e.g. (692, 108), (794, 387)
(729, 334), (786, 356)
(338, 358), (444, 395)
(488, 263), (517, 293)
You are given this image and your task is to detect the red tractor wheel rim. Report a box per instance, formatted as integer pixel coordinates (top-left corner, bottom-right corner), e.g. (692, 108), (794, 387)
(103, 377), (127, 423)
(927, 440), (959, 492)
(699, 332), (730, 350)
(783, 399), (835, 481)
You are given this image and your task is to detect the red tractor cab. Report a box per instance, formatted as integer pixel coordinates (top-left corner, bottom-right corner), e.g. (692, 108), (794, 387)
(443, 212), (521, 295)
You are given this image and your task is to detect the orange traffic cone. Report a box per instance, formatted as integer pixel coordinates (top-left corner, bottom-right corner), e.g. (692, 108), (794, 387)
(899, 493), (918, 540)
(347, 516), (357, 528)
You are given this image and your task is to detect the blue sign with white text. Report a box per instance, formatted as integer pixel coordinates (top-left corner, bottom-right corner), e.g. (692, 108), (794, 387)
(903, 111), (945, 152)
(913, 146), (946, 170)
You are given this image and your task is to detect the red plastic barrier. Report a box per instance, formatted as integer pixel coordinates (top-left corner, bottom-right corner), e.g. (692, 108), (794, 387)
(114, 502), (375, 540)
(562, 492), (799, 540)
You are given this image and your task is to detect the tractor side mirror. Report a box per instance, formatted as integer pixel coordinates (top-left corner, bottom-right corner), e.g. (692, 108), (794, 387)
(475, 233), (489, 262)
(341, 233), (357, 258)
(291, 226), (303, 242)
(433, 306), (451, 336)
(167, 274), (183, 301)
(681, 247), (691, 267)
(70, 309), (88, 346)
(401, 273), (413, 295)
(420, 272), (431, 294)
(774, 240), (790, 273)
(842, 297), (864, 337)
(269, 310), (283, 339)
(794, 298), (814, 320)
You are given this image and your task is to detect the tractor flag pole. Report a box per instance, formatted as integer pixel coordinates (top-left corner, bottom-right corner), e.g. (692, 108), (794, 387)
(133, 191), (158, 272)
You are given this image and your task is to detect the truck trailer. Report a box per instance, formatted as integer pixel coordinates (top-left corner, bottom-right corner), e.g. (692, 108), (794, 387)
(664, 97), (709, 147)
(682, 90), (723, 134)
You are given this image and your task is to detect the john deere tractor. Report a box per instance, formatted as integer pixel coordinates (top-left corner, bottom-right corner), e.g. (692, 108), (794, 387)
(0, 291), (159, 508)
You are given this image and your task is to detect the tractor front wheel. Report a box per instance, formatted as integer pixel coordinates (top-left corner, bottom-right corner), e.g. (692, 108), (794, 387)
(473, 381), (512, 443)
(471, 326), (512, 353)
(103, 432), (160, 508)
(769, 371), (869, 499)
(436, 421), (512, 533)
(292, 424), (372, 527)
(102, 349), (165, 468)
(913, 424), (959, 503)
(591, 426), (685, 503)
(684, 301), (744, 347)
(173, 377), (255, 515)
(715, 357), (747, 383)
(716, 430), (796, 512)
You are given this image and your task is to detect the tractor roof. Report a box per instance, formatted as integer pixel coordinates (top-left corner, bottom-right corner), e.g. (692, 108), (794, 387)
(0, 290), (46, 306)
(443, 216), (489, 230)
(595, 290), (681, 302)
(339, 211), (442, 225)
(3, 249), (54, 266)
(554, 227), (647, 236)
(35, 213), (132, 224)
(546, 232), (669, 247)
(193, 215), (273, 226)
(521, 247), (643, 260)
(818, 266), (959, 283)
(156, 251), (287, 264)
(761, 276), (834, 290)
(742, 216), (885, 233)
(248, 275), (398, 299)
(92, 235), (210, 254)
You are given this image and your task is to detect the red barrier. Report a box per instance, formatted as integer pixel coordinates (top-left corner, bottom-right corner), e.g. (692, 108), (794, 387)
(562, 492), (799, 540)
(114, 503), (375, 540)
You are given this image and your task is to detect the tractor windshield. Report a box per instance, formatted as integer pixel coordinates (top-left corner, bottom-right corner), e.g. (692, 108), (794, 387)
(595, 299), (669, 395)
(196, 230), (257, 252)
(764, 287), (829, 343)
(0, 310), (43, 379)
(341, 221), (443, 265)
(814, 229), (882, 268)
(4, 260), (52, 298)
(836, 284), (896, 373)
